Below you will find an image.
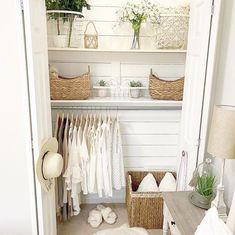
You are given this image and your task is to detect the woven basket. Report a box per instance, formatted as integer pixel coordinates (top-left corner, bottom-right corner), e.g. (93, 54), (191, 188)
(50, 67), (91, 100)
(155, 5), (190, 49)
(126, 171), (176, 229)
(149, 70), (184, 101)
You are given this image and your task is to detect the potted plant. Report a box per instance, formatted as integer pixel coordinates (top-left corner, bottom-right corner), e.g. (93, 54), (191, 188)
(129, 80), (143, 98)
(117, 1), (159, 49)
(195, 174), (216, 205)
(189, 159), (216, 208)
(46, 0), (90, 47)
(97, 80), (108, 97)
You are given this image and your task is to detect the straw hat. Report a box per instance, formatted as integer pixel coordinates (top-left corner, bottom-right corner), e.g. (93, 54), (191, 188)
(36, 137), (63, 192)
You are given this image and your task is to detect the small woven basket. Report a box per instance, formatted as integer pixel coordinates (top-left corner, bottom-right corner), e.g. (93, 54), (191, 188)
(84, 21), (98, 49)
(50, 67), (91, 100)
(149, 69), (184, 101)
(126, 171), (176, 229)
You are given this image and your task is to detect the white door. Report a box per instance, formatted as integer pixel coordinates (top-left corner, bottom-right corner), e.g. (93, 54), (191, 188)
(179, 0), (214, 187)
(23, 0), (56, 234)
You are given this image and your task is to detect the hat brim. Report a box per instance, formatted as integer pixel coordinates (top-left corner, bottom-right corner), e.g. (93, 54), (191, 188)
(36, 137), (58, 192)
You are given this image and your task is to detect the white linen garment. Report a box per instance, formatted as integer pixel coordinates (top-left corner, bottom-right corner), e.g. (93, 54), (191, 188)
(80, 116), (89, 195)
(55, 112), (125, 218)
(112, 117), (125, 190)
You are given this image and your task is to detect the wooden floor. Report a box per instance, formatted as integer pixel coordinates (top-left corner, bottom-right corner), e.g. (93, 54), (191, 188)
(57, 204), (163, 235)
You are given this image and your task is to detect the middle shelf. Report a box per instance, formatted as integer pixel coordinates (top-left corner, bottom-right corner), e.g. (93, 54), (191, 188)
(51, 97), (183, 110)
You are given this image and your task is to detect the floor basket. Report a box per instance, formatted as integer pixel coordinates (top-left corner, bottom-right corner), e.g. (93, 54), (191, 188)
(126, 171), (176, 229)
(149, 70), (184, 101)
(50, 67), (91, 100)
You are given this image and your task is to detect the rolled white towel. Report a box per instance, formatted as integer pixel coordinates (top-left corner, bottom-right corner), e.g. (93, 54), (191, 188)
(100, 207), (117, 225)
(88, 209), (103, 228)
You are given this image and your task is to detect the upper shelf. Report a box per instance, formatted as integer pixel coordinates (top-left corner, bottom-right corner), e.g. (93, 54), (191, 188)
(48, 47), (187, 54)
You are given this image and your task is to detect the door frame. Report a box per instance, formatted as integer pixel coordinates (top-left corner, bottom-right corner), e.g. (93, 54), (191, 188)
(197, 0), (223, 164)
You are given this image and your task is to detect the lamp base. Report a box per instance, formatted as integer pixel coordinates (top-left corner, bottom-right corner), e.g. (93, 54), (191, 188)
(211, 185), (227, 222)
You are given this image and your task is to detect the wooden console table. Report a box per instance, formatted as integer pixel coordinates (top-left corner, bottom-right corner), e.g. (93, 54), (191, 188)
(162, 192), (206, 235)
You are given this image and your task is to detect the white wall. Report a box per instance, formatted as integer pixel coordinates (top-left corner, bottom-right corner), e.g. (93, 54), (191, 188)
(211, 0), (235, 207)
(0, 1), (37, 235)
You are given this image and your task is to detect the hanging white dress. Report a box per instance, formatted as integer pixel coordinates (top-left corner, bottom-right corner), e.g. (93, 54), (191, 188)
(80, 115), (90, 195)
(100, 117), (110, 197)
(96, 115), (104, 197)
(88, 115), (98, 194)
(112, 117), (125, 190)
(106, 115), (113, 197)
(70, 126), (82, 215)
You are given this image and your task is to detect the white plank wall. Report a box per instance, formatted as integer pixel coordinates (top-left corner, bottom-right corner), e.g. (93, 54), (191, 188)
(49, 51), (186, 97)
(48, 0), (185, 203)
(51, 109), (181, 203)
(47, 0), (157, 49)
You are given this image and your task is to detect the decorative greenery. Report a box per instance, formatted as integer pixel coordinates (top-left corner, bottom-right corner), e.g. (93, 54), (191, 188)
(117, 1), (160, 32)
(46, 0), (90, 12)
(129, 80), (143, 87)
(98, 80), (107, 87)
(46, 0), (90, 46)
(195, 175), (216, 197)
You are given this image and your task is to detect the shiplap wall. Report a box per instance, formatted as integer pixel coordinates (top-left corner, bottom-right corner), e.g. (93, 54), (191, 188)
(48, 0), (186, 203)
(51, 109), (181, 203)
(47, 0), (156, 50)
(49, 51), (186, 97)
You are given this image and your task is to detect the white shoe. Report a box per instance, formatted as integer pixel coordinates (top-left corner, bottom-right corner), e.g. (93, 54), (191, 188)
(88, 209), (103, 228)
(97, 205), (117, 225)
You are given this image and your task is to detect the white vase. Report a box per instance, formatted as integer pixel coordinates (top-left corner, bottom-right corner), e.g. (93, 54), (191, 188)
(130, 89), (141, 98)
(98, 88), (107, 97)
(53, 35), (67, 48)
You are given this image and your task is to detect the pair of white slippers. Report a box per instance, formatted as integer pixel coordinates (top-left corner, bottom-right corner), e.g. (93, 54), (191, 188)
(88, 205), (117, 228)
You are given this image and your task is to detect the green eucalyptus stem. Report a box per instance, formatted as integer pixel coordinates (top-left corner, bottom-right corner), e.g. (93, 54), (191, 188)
(57, 17), (60, 35)
(68, 15), (75, 47)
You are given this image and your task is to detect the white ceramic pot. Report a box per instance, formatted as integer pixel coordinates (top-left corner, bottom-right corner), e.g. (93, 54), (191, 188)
(53, 35), (67, 48)
(130, 88), (141, 98)
(98, 88), (107, 97)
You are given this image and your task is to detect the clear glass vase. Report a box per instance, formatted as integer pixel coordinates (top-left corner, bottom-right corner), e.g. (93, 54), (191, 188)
(131, 28), (140, 50)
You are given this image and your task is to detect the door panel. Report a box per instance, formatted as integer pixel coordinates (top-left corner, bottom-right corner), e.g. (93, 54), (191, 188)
(179, 0), (213, 187)
(23, 0), (56, 234)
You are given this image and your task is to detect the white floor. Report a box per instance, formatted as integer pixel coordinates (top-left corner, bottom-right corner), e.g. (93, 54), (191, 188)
(57, 204), (163, 235)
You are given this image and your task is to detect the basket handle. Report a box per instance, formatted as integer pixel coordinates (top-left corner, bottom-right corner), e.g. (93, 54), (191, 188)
(150, 68), (159, 77)
(84, 21), (98, 35)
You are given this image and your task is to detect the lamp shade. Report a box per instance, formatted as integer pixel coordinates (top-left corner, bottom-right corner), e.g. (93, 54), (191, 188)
(207, 105), (235, 159)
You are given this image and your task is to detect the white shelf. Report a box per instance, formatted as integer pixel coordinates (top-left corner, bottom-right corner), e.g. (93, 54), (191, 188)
(48, 47), (187, 54)
(51, 97), (182, 109)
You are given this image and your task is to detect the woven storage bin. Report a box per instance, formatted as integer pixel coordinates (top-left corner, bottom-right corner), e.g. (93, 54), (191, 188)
(149, 70), (184, 101)
(126, 171), (176, 229)
(50, 68), (91, 100)
(155, 5), (190, 49)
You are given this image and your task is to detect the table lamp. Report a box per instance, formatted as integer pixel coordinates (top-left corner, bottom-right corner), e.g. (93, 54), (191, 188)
(207, 105), (235, 221)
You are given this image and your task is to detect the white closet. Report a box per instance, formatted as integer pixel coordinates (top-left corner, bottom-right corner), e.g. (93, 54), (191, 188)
(49, 1), (188, 203)
(19, 0), (221, 234)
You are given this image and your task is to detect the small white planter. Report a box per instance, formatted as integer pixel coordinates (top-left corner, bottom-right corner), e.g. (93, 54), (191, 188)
(53, 35), (67, 48)
(130, 88), (142, 98)
(97, 88), (107, 97)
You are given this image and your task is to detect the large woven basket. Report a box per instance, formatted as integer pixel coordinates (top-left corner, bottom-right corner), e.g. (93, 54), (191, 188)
(50, 67), (91, 100)
(126, 171), (176, 229)
(149, 70), (184, 101)
(155, 5), (190, 49)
